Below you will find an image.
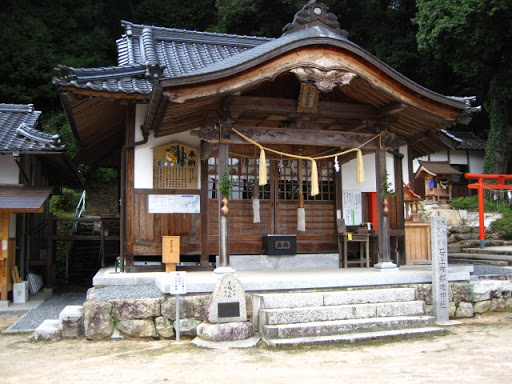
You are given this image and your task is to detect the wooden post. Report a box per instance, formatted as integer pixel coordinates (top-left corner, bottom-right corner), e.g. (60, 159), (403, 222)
(374, 149), (397, 271)
(200, 149), (210, 267)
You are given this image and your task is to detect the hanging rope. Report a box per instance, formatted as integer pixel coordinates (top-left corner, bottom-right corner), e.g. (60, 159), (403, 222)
(231, 128), (387, 196)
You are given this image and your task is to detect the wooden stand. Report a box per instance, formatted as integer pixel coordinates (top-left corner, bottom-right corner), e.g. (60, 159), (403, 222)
(162, 236), (180, 272)
(337, 232), (370, 268)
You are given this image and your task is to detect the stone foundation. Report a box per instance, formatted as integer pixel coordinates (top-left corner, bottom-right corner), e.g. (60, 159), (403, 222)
(81, 279), (512, 340)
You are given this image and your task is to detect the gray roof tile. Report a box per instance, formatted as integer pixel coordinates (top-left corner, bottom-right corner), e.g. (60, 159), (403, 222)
(0, 104), (65, 152)
(54, 21), (272, 95)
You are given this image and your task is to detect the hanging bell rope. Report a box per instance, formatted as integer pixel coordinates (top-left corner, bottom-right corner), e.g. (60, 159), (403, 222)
(231, 128), (387, 196)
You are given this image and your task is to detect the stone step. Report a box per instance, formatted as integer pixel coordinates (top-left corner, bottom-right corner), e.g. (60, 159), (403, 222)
(264, 327), (445, 348)
(254, 288), (416, 310)
(450, 253), (512, 266)
(462, 247), (512, 256)
(261, 301), (425, 325)
(34, 319), (61, 342)
(449, 258), (509, 267)
(59, 305), (84, 339)
(262, 315), (435, 339)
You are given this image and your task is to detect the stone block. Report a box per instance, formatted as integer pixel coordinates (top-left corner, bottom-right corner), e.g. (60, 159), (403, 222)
(505, 298), (512, 311)
(34, 319), (61, 342)
(155, 316), (174, 339)
(450, 283), (471, 304)
(451, 225), (472, 234)
(59, 305), (84, 339)
(490, 298), (506, 312)
(83, 301), (114, 340)
(161, 296), (194, 320)
(449, 302), (456, 318)
(197, 321), (254, 342)
(174, 318), (201, 337)
(455, 302), (473, 318)
(454, 233), (476, 241)
(116, 319), (157, 337)
(112, 298), (161, 320)
(473, 281), (512, 302)
(473, 300), (491, 314)
(117, 319), (157, 338)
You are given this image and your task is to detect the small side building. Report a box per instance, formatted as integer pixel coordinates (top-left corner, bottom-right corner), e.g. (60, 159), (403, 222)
(0, 103), (81, 301)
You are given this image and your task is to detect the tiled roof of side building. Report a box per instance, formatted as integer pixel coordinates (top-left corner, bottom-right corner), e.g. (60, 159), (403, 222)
(0, 104), (65, 152)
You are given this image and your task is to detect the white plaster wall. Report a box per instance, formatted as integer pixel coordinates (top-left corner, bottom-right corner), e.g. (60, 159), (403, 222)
(341, 151), (396, 193)
(133, 104), (202, 189)
(0, 155), (19, 183)
(449, 150), (468, 164)
(400, 145), (410, 185)
(469, 151), (484, 174)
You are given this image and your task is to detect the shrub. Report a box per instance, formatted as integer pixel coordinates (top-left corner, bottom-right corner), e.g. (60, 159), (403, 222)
(491, 215), (512, 239)
(50, 188), (82, 215)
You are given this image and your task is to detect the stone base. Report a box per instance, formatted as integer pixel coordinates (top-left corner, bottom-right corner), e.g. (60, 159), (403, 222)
(374, 261), (399, 272)
(192, 332), (261, 349)
(197, 321), (254, 342)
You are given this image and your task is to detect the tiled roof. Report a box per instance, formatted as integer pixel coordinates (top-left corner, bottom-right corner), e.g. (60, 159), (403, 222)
(442, 130), (487, 151)
(54, 22), (272, 95)
(0, 104), (65, 152)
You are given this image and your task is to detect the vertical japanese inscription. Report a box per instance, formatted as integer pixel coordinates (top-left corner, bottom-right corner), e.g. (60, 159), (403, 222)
(431, 216), (449, 322)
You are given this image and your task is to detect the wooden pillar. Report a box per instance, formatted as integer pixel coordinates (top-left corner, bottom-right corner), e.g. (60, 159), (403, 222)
(200, 142), (209, 267)
(334, 160), (344, 233)
(393, 151), (405, 266)
(216, 142), (232, 271)
(374, 149), (397, 271)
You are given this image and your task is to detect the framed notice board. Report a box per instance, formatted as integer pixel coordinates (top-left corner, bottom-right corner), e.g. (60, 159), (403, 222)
(343, 191), (362, 226)
(153, 143), (199, 189)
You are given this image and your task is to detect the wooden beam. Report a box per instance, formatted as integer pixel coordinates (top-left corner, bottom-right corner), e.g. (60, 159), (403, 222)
(191, 125), (404, 150)
(228, 96), (378, 120)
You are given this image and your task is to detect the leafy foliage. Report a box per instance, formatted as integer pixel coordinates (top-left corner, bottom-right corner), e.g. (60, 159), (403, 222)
(50, 188), (82, 215)
(491, 215), (512, 239)
(414, 0), (512, 173)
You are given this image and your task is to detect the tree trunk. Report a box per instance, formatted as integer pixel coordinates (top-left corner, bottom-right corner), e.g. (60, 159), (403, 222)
(483, 82), (512, 174)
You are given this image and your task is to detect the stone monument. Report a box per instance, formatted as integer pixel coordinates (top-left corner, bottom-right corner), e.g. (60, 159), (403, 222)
(431, 215), (450, 323)
(193, 274), (260, 348)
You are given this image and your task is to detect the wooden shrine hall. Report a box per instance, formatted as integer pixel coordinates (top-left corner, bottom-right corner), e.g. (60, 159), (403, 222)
(53, 1), (479, 273)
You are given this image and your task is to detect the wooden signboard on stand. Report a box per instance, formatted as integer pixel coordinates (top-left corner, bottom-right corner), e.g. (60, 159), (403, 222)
(162, 236), (180, 272)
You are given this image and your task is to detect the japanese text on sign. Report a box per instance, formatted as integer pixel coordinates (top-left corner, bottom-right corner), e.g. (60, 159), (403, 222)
(170, 272), (187, 295)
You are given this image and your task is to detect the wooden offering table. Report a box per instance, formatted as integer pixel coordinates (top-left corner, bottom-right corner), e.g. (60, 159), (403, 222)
(337, 232), (371, 268)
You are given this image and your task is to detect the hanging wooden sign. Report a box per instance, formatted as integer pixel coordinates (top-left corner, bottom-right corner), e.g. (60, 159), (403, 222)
(153, 143), (199, 189)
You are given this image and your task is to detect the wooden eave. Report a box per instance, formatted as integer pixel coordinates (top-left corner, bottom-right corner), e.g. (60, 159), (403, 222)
(150, 44), (469, 156)
(60, 89), (144, 167)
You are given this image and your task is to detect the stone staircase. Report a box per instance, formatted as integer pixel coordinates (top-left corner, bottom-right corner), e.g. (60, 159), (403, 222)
(34, 305), (84, 341)
(449, 247), (512, 266)
(253, 288), (443, 347)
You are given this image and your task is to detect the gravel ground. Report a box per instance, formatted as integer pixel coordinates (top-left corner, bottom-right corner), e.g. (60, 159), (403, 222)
(6, 287), (87, 332)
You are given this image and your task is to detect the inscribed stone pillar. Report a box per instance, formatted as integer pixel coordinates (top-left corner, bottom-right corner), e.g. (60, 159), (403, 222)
(431, 215), (450, 322)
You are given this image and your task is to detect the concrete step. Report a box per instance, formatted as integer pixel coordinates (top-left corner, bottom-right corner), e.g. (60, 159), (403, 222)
(449, 258), (509, 267)
(34, 319), (61, 342)
(254, 288), (416, 310)
(262, 315), (435, 339)
(261, 301), (425, 325)
(264, 326), (445, 347)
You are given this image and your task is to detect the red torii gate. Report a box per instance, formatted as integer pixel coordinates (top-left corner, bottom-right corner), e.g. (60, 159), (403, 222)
(465, 173), (512, 248)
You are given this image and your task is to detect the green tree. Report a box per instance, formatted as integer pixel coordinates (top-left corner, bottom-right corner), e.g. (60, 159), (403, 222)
(414, 0), (512, 174)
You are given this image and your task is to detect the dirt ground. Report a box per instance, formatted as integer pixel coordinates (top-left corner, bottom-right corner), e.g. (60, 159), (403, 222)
(1, 312), (512, 384)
